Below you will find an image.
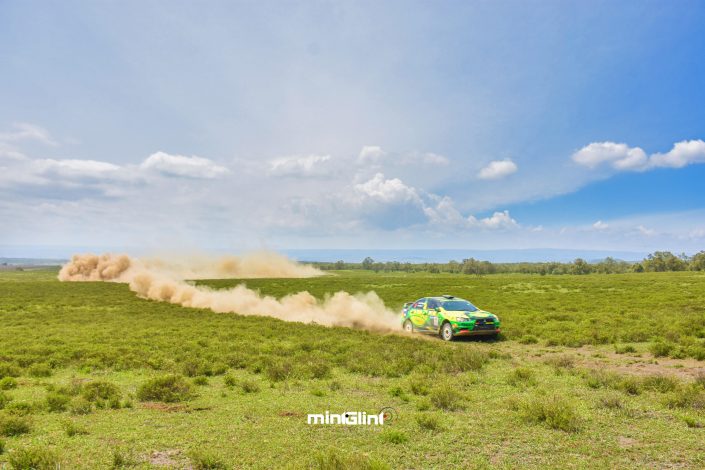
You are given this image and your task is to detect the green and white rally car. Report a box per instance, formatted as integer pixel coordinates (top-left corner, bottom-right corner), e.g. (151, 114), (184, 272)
(401, 295), (500, 341)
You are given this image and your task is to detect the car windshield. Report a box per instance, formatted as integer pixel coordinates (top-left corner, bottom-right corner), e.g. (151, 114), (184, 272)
(442, 300), (478, 312)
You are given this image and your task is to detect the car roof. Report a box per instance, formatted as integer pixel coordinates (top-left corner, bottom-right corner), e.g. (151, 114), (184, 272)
(427, 296), (469, 302)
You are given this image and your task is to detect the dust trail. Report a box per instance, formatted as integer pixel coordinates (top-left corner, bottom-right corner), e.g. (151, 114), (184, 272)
(58, 252), (400, 332)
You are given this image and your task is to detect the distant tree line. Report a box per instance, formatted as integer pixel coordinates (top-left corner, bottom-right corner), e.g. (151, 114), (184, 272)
(312, 251), (705, 275)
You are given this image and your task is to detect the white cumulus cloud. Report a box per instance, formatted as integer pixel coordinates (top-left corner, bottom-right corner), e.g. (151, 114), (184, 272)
(572, 139), (705, 172)
(357, 145), (387, 163)
(140, 151), (229, 179)
(477, 159), (518, 180)
(269, 154), (331, 177)
(468, 210), (519, 229)
(354, 173), (420, 204)
(592, 220), (609, 230)
(34, 159), (123, 180)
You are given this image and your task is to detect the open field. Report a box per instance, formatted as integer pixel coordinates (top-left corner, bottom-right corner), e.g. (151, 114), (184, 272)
(0, 269), (704, 469)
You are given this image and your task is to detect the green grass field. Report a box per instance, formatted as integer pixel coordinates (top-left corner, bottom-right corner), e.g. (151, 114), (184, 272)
(0, 269), (704, 469)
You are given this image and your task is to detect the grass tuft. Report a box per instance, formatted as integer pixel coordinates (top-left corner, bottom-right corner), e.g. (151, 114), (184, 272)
(519, 395), (582, 432)
(416, 412), (444, 432)
(312, 449), (390, 470)
(190, 450), (227, 469)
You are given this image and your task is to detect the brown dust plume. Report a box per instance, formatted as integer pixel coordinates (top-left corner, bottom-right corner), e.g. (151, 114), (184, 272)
(58, 252), (400, 332)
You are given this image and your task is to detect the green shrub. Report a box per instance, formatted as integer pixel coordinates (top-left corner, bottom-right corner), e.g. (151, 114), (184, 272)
(305, 359), (331, 379)
(312, 450), (390, 470)
(0, 363), (21, 379)
(0, 377), (17, 390)
(408, 375), (430, 396)
(265, 360), (293, 382)
(507, 367), (536, 387)
(380, 429), (408, 444)
(599, 393), (624, 409)
(430, 382), (464, 411)
(5, 401), (35, 416)
(193, 376), (209, 386)
(694, 372), (705, 389)
(223, 374), (237, 387)
(112, 448), (139, 468)
(137, 375), (193, 403)
(614, 344), (637, 354)
(683, 416), (703, 428)
(641, 375), (678, 393)
(46, 392), (71, 412)
(0, 415), (31, 436)
(650, 341), (674, 357)
(69, 397), (93, 415)
(0, 391), (10, 409)
(519, 335), (539, 344)
(63, 420), (89, 437)
(0, 438), (5, 455)
(240, 379), (260, 393)
(618, 376), (642, 395)
(444, 348), (487, 373)
(416, 412), (443, 431)
(310, 388), (326, 397)
(28, 363), (53, 378)
(663, 386), (705, 410)
(544, 355), (575, 370)
(519, 396), (582, 432)
(8, 446), (59, 470)
(190, 450), (227, 469)
(389, 386), (409, 401)
(82, 381), (122, 408)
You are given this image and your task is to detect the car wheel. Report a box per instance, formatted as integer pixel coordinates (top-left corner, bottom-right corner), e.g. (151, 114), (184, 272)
(440, 322), (454, 341)
(403, 320), (414, 333)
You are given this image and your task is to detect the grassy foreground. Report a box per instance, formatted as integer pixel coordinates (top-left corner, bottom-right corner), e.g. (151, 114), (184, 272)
(0, 269), (703, 469)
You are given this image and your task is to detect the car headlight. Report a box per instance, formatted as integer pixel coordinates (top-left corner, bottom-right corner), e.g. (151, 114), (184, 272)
(455, 316), (470, 322)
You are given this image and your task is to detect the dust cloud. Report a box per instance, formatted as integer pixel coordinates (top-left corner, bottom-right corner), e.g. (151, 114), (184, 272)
(58, 252), (400, 332)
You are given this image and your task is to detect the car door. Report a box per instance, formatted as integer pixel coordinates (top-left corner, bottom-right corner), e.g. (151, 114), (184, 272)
(409, 298), (427, 329)
(425, 299), (440, 332)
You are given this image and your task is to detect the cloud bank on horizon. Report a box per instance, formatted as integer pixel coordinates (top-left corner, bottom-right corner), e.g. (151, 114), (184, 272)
(1, 1), (704, 254)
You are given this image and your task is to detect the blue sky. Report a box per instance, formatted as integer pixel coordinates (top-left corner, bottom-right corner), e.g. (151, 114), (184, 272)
(1, 0), (705, 256)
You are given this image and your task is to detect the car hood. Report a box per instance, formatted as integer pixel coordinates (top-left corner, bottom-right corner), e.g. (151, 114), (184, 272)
(445, 309), (494, 319)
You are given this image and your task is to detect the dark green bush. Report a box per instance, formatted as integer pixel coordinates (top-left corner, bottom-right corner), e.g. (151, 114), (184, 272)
(0, 415), (31, 436)
(649, 341), (674, 357)
(46, 392), (71, 413)
(0, 377), (17, 390)
(82, 381), (122, 408)
(193, 376), (209, 386)
(137, 375), (193, 403)
(8, 446), (59, 470)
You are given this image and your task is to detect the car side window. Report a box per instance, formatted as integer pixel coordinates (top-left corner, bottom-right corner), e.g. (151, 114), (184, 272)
(427, 299), (439, 310)
(413, 298), (426, 309)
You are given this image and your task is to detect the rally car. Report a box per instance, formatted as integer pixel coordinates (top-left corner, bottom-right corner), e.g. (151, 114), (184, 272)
(401, 295), (500, 341)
